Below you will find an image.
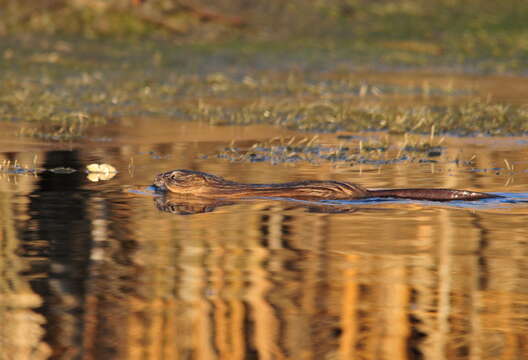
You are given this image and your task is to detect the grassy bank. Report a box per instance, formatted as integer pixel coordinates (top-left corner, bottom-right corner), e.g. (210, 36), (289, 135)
(0, 1), (527, 140)
(1, 36), (527, 140)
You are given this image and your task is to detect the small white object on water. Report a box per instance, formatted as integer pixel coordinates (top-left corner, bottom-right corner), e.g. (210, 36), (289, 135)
(86, 163), (117, 182)
(86, 163), (117, 174)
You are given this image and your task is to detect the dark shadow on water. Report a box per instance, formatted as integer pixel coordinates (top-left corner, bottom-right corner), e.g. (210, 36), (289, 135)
(17, 150), (143, 359)
(19, 150), (93, 359)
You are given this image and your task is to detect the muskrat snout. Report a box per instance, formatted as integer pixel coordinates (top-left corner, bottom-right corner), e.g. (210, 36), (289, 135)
(153, 173), (169, 192)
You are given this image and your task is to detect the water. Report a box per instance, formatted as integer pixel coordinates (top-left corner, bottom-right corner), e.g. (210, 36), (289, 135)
(1, 120), (528, 360)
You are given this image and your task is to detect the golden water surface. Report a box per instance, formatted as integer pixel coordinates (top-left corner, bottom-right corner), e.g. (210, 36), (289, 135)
(1, 119), (528, 360)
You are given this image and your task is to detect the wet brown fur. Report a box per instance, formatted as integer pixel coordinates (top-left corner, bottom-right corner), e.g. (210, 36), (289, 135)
(154, 169), (500, 201)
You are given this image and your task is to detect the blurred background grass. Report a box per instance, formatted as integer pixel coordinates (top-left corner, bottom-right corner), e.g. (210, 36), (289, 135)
(2, 0), (527, 70)
(0, 0), (527, 55)
(1, 1), (527, 139)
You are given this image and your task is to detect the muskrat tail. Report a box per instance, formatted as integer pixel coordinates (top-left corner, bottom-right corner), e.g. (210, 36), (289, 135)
(367, 189), (502, 201)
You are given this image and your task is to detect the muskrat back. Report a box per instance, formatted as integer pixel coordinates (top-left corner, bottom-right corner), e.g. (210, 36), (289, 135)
(154, 169), (369, 200)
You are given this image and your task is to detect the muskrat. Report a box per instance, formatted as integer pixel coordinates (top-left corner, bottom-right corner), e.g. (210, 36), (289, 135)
(154, 169), (501, 201)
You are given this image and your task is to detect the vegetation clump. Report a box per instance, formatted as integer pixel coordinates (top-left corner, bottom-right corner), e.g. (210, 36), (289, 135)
(1, 19), (528, 140)
(209, 134), (447, 166)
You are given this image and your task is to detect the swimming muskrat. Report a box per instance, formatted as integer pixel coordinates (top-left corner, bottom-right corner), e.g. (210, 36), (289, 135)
(154, 169), (501, 201)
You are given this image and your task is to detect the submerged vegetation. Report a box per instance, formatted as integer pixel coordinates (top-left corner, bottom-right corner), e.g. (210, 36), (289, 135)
(209, 133), (446, 166)
(206, 134), (525, 179)
(0, 159), (117, 182)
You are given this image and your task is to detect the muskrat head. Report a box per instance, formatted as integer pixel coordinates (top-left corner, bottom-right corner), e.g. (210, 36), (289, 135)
(153, 169), (227, 195)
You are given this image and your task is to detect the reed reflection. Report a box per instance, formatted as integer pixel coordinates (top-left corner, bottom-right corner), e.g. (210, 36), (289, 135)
(125, 199), (527, 360)
(15, 190), (528, 359)
(0, 153), (50, 359)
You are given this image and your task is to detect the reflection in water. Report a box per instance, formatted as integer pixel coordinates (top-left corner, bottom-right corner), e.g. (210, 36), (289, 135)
(154, 195), (362, 215)
(0, 171), (50, 359)
(20, 150), (92, 359)
(1, 127), (528, 359)
(154, 195), (235, 215)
